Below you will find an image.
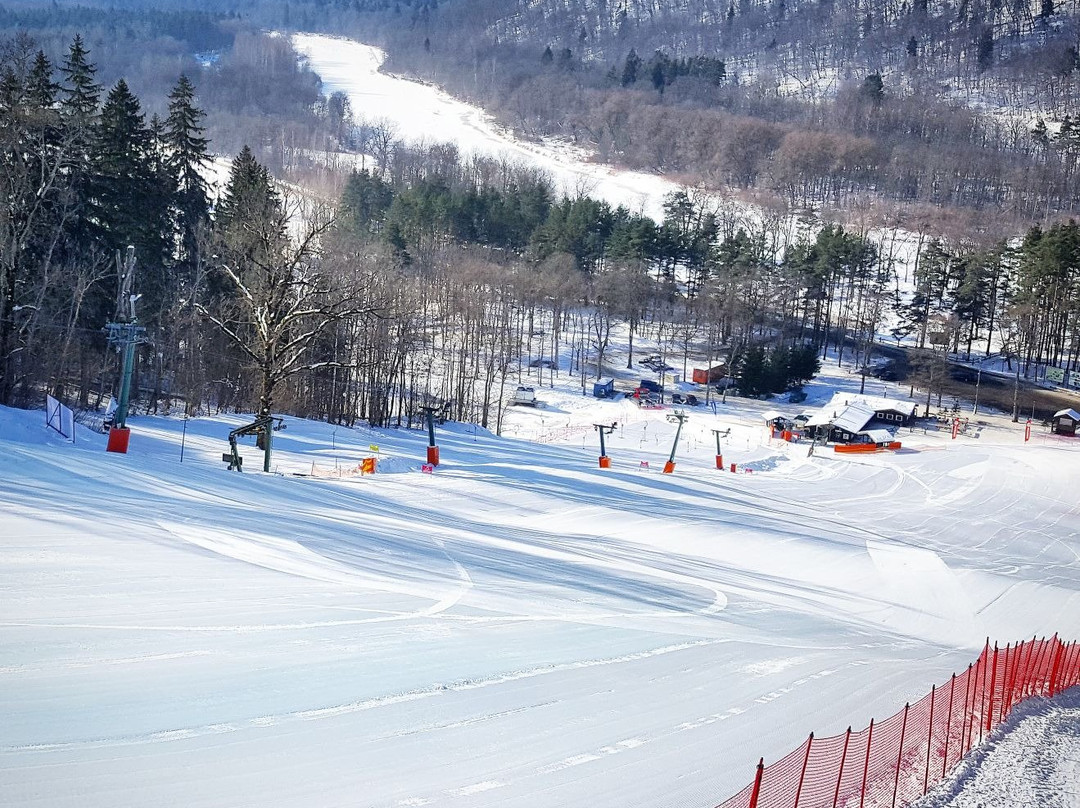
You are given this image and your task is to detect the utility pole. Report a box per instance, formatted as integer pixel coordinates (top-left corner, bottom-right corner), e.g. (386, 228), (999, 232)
(972, 363), (982, 415)
(104, 247), (145, 453)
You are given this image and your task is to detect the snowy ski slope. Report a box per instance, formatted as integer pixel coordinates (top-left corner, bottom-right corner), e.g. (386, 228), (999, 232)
(2, 364), (1079, 807)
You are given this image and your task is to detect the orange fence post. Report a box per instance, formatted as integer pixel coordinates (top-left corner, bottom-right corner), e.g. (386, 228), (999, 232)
(977, 640), (989, 745)
(833, 727), (852, 808)
(1001, 643), (1015, 720)
(1015, 640), (1025, 697)
(961, 662), (974, 756)
(891, 703), (909, 808)
(1008, 643), (1021, 718)
(1035, 636), (1051, 695)
(747, 758), (764, 808)
(1048, 634), (1063, 697)
(923, 685), (935, 795)
(1011, 641), (1025, 705)
(986, 643), (998, 735)
(859, 719), (874, 808)
(1026, 635), (1038, 697)
(1019, 637), (1035, 699)
(794, 733), (813, 808)
(941, 673), (956, 778)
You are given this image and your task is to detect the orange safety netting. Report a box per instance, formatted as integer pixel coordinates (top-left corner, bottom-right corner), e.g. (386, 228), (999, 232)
(716, 636), (1080, 808)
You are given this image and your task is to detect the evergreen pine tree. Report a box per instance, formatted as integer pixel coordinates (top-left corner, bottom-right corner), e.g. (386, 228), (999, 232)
(58, 35), (101, 246)
(215, 145), (285, 271)
(621, 49), (642, 86)
(976, 26), (994, 72)
(340, 169), (394, 236)
(1033, 118), (1049, 148)
(736, 345), (768, 396)
(59, 35), (100, 123)
(93, 80), (161, 260)
(164, 75), (211, 267)
(26, 51), (59, 110)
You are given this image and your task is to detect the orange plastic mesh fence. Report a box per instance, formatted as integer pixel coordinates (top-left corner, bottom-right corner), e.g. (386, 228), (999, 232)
(715, 637), (1080, 808)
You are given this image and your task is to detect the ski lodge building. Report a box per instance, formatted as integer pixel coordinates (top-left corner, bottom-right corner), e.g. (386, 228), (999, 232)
(804, 393), (918, 443)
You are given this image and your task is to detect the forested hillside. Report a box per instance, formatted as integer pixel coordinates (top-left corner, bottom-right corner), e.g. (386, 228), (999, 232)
(360, 0), (1080, 222)
(1, 0), (1078, 430)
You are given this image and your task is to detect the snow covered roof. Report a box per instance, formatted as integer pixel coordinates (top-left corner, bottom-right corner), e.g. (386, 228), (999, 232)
(1053, 409), (1080, 420)
(859, 428), (894, 444)
(833, 403), (876, 433)
(822, 392), (917, 417)
(761, 410), (786, 423)
(804, 402), (876, 433)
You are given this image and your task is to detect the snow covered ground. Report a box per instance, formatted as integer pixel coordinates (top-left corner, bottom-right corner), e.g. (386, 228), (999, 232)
(2, 355), (1079, 807)
(911, 688), (1080, 807)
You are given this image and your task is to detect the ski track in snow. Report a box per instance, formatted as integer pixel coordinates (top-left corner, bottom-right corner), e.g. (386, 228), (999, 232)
(0, 640), (716, 753)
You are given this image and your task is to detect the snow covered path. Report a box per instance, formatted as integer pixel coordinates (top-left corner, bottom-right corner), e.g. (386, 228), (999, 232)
(2, 372), (1079, 807)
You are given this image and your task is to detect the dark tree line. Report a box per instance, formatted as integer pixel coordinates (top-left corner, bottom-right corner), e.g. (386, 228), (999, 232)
(0, 33), (211, 408)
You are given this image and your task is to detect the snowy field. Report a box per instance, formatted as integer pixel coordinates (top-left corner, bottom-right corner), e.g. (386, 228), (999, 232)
(2, 356), (1079, 807)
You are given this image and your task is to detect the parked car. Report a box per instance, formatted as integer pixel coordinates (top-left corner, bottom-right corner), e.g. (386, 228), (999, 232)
(641, 355), (675, 373)
(511, 386), (538, 406)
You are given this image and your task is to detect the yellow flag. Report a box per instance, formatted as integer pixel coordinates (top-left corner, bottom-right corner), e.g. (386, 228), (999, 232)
(369, 444), (379, 452)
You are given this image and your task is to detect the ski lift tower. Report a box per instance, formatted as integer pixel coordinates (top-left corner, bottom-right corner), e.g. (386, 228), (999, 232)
(420, 405), (441, 466)
(594, 422), (617, 468)
(663, 410), (689, 473)
(103, 246), (146, 454)
(710, 427), (730, 470)
(223, 415), (285, 472)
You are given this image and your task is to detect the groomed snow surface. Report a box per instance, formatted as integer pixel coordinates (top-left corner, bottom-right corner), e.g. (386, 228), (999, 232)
(3, 358), (1079, 808)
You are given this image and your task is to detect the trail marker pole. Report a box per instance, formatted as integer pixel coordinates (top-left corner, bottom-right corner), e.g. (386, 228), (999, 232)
(833, 727), (851, 808)
(923, 685), (935, 794)
(859, 718), (874, 808)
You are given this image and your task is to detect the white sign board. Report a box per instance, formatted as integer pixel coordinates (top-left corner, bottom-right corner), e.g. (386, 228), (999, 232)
(45, 395), (75, 441)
